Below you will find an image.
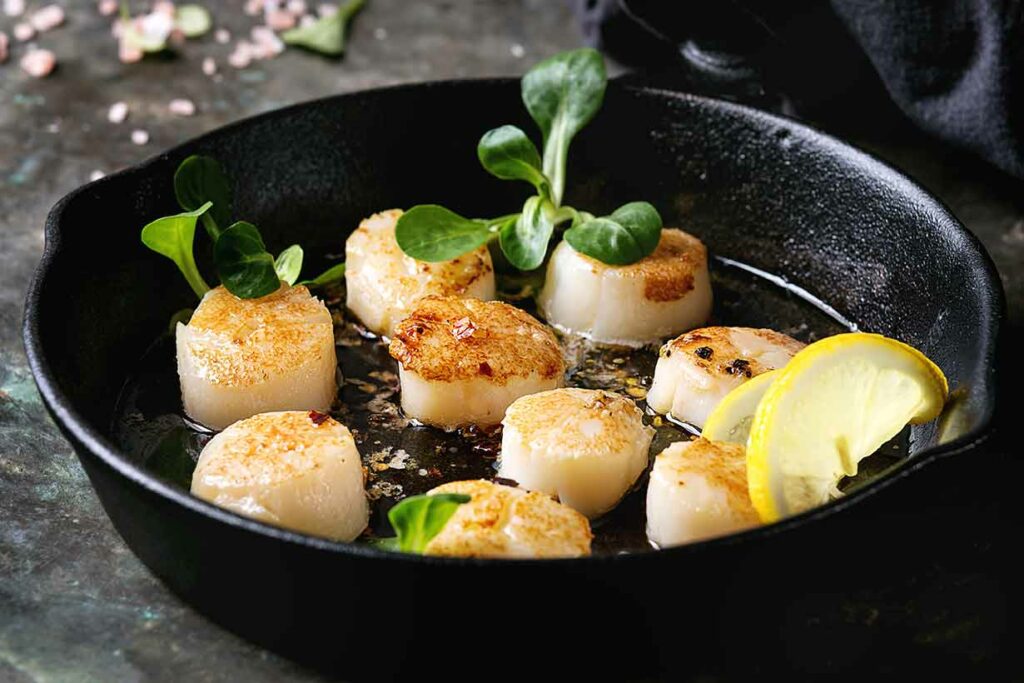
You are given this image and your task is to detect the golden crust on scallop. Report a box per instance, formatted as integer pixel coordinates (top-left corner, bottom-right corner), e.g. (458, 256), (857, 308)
(194, 411), (356, 488)
(424, 480), (592, 558)
(345, 210), (493, 322)
(181, 285), (334, 387)
(662, 326), (805, 378)
(574, 229), (707, 302)
(389, 297), (564, 384)
(653, 439), (758, 519)
(502, 388), (648, 457)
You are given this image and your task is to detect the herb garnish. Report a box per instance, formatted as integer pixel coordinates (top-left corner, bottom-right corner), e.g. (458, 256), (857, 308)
(282, 0), (366, 57)
(142, 155), (344, 299)
(371, 493), (471, 553)
(395, 48), (663, 271)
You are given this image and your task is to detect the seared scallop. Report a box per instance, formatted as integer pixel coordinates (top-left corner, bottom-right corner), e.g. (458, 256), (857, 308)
(388, 297), (564, 428)
(646, 326), (805, 429)
(424, 480), (592, 558)
(537, 229), (712, 346)
(498, 388), (653, 518)
(345, 209), (496, 337)
(191, 411), (369, 541)
(646, 438), (759, 547)
(176, 284), (337, 430)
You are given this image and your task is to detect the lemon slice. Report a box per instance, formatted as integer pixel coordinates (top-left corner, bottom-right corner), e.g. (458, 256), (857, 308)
(701, 370), (779, 444)
(746, 332), (948, 522)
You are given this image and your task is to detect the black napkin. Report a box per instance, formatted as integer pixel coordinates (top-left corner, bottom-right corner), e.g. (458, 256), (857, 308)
(573, 0), (1024, 179)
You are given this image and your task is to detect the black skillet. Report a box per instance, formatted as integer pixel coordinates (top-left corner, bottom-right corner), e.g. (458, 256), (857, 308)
(22, 80), (1002, 680)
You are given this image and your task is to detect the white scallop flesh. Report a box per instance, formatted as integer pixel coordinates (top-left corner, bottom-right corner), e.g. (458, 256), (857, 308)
(646, 438), (760, 548)
(646, 326), (805, 429)
(537, 229), (712, 346)
(176, 285), (337, 430)
(191, 411), (369, 541)
(498, 388), (653, 518)
(344, 209), (496, 337)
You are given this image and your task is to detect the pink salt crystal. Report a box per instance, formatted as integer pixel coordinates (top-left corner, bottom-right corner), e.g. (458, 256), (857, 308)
(168, 98), (196, 116)
(0, 32), (8, 63)
(287, 0), (307, 14)
(251, 25), (283, 56)
(4, 0), (25, 17)
(20, 48), (56, 77)
(131, 129), (149, 145)
(228, 41), (254, 68)
(108, 101), (129, 123)
(153, 1), (175, 16)
(13, 22), (34, 41)
(119, 38), (143, 63)
(265, 9), (296, 31)
(98, 0), (117, 16)
(30, 4), (65, 32)
(318, 4), (337, 17)
(214, 28), (230, 43)
(298, 13), (316, 28)
(244, 0), (261, 16)
(201, 56), (216, 75)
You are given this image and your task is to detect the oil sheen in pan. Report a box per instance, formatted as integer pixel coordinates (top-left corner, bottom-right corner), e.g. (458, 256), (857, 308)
(110, 258), (903, 556)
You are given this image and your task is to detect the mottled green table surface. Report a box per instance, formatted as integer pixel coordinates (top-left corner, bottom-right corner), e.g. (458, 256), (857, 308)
(1, 1), (1021, 681)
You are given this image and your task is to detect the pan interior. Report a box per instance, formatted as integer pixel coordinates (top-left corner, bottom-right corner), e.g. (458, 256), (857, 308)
(110, 256), (884, 556)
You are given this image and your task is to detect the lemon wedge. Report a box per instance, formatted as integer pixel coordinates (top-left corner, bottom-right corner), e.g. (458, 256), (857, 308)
(701, 369), (779, 444)
(746, 332), (948, 522)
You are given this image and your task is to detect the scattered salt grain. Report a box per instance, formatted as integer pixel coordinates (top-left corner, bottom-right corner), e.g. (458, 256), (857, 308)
(243, 0), (261, 16)
(0, 32), (8, 63)
(265, 8), (296, 31)
(228, 41), (254, 68)
(298, 14), (316, 27)
(168, 98), (196, 116)
(373, 27), (387, 40)
(286, 0), (307, 15)
(214, 28), (230, 43)
(3, 0), (24, 17)
(130, 129), (149, 145)
(30, 4), (65, 32)
(153, 0), (175, 17)
(201, 56), (217, 75)
(20, 48), (56, 77)
(318, 3), (337, 17)
(251, 25), (283, 58)
(89, 169), (105, 181)
(107, 101), (129, 123)
(13, 22), (34, 42)
(97, 0), (117, 16)
(510, 43), (525, 58)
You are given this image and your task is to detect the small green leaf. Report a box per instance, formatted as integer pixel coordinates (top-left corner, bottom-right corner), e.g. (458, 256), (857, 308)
(300, 261), (347, 287)
(141, 202), (212, 299)
(174, 155), (232, 238)
(282, 0), (366, 56)
(274, 245), (304, 285)
(175, 5), (212, 38)
(395, 205), (497, 262)
(213, 221), (281, 299)
(499, 196), (555, 271)
(384, 493), (471, 553)
(477, 125), (549, 196)
(521, 48), (607, 205)
(564, 201), (662, 266)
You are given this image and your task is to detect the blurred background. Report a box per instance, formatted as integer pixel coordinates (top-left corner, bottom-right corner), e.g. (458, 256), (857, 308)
(1, 0), (1020, 679)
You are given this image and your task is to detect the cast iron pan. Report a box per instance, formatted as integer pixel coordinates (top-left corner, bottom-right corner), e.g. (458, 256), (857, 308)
(22, 80), (1002, 680)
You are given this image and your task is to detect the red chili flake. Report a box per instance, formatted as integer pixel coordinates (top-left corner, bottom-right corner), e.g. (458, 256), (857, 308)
(452, 317), (477, 340)
(308, 410), (330, 426)
(479, 361), (492, 376)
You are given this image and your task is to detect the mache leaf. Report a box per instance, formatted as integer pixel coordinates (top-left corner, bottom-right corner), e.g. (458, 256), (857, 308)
(395, 205), (497, 263)
(274, 244), (304, 285)
(385, 493), (471, 553)
(213, 221), (281, 299)
(174, 155), (232, 238)
(300, 261), (347, 287)
(477, 125), (549, 197)
(282, 0), (366, 56)
(140, 202), (212, 299)
(499, 196), (555, 271)
(564, 201), (662, 265)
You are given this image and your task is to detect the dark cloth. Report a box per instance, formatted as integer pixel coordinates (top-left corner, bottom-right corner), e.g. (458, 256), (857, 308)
(573, 0), (1024, 179)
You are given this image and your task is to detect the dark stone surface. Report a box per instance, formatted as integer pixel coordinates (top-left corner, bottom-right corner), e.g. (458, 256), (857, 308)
(1, 1), (1020, 680)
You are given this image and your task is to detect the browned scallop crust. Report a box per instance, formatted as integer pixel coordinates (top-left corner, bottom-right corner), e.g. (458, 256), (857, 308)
(183, 285), (334, 387)
(503, 388), (646, 455)
(424, 480), (592, 558)
(663, 326), (805, 378)
(575, 228), (707, 302)
(659, 439), (756, 515)
(389, 297), (564, 384)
